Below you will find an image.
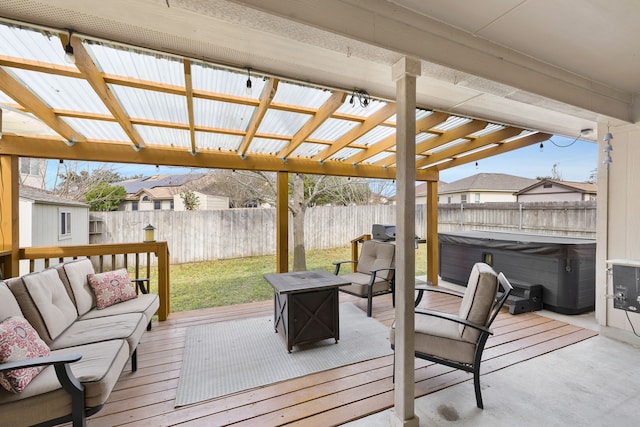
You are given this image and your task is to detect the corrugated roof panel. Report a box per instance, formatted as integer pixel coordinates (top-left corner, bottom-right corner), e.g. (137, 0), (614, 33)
(455, 144), (498, 158)
(248, 137), (289, 155)
(0, 108), (58, 135)
(336, 98), (388, 117)
(195, 132), (243, 151)
(257, 110), (310, 136)
(8, 68), (110, 114)
(432, 116), (472, 131)
(110, 85), (188, 123)
(193, 98), (255, 131)
(416, 132), (436, 144)
(429, 138), (470, 154)
(133, 125), (190, 147)
(192, 63), (266, 100)
(62, 118), (129, 141)
(272, 82), (333, 108)
(420, 158), (453, 169)
(505, 130), (537, 142)
(470, 123), (505, 137)
(0, 25), (69, 66)
(84, 42), (184, 86)
(329, 147), (363, 161)
(309, 117), (358, 141)
(290, 142), (327, 158)
(351, 126), (396, 147)
(0, 90), (14, 103)
(365, 152), (394, 164)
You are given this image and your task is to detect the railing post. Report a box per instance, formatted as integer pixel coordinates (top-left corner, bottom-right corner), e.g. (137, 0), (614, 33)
(157, 242), (170, 321)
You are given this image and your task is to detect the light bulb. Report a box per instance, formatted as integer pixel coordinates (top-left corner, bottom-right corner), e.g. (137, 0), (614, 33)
(64, 43), (75, 64)
(245, 78), (252, 95)
(539, 142), (544, 152)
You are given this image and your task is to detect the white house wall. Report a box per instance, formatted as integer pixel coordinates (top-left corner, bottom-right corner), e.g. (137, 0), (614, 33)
(597, 124), (640, 346)
(518, 192), (585, 202)
(440, 191), (516, 204)
(31, 204), (89, 246)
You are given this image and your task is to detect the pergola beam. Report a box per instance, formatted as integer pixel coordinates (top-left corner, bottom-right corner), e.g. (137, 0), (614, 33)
(0, 133), (438, 181)
(64, 34), (146, 150)
(184, 60), (196, 154)
(279, 91), (346, 159)
(238, 77), (279, 157)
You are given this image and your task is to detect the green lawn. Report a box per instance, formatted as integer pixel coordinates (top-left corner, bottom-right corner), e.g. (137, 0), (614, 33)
(150, 245), (427, 313)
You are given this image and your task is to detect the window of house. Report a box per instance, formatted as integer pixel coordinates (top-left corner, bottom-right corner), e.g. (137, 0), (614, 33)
(142, 195), (150, 202)
(474, 193), (480, 203)
(461, 194), (467, 203)
(20, 158), (40, 175)
(170, 200), (174, 210)
(154, 200), (161, 210)
(543, 183), (553, 188)
(59, 210), (71, 238)
(132, 201), (138, 211)
(447, 196), (452, 203)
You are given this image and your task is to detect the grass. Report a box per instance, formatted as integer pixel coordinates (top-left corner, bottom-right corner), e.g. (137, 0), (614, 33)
(146, 245), (428, 313)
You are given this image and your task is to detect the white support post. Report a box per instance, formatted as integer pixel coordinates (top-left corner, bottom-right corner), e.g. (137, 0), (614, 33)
(391, 56), (420, 427)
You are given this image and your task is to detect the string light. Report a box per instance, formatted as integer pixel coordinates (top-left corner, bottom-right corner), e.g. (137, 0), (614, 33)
(603, 125), (613, 165)
(63, 29), (75, 64)
(349, 88), (371, 108)
(245, 68), (252, 96)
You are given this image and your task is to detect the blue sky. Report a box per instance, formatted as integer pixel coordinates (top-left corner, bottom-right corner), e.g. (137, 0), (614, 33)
(44, 135), (598, 190)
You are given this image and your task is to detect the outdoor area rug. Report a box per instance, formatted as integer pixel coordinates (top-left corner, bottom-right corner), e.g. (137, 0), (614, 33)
(175, 302), (393, 406)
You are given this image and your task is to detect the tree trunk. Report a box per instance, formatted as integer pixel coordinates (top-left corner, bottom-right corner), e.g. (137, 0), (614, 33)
(292, 174), (307, 271)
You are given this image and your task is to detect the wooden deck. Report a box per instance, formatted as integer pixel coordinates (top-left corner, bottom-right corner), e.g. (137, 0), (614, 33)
(85, 292), (598, 426)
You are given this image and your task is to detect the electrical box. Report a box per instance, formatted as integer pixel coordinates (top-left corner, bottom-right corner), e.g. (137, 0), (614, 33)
(611, 264), (640, 312)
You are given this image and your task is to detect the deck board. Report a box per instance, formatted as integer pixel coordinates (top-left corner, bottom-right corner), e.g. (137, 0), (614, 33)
(83, 291), (597, 426)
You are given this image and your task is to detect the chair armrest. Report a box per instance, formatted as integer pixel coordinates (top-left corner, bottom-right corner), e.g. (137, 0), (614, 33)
(367, 267), (395, 286)
(332, 260), (356, 275)
(415, 308), (493, 335)
(0, 353), (82, 372)
(414, 284), (463, 306)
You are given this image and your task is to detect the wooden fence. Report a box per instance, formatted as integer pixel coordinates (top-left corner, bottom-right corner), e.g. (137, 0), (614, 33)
(89, 201), (596, 265)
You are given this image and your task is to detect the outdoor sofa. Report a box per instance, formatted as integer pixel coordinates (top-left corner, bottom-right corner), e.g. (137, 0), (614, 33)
(0, 258), (159, 427)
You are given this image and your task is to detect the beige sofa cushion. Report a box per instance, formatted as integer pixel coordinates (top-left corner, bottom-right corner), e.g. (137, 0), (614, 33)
(49, 313), (146, 356)
(0, 339), (129, 426)
(80, 293), (159, 324)
(60, 259), (96, 316)
(5, 277), (53, 344)
(0, 282), (23, 321)
(339, 272), (390, 296)
(22, 269), (78, 341)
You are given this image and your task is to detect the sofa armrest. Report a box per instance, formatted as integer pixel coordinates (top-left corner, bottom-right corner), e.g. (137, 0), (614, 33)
(0, 353), (81, 372)
(131, 278), (149, 294)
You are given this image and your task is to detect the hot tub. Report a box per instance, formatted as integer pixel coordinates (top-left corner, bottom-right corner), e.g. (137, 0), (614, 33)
(439, 231), (596, 314)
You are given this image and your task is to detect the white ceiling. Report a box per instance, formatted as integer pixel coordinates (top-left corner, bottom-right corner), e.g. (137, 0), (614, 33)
(1, 0), (638, 140)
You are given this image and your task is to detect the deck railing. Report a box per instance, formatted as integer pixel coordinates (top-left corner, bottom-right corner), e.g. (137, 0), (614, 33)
(16, 242), (170, 321)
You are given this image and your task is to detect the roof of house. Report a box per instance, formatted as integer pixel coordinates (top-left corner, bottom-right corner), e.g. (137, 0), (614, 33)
(415, 182), (448, 197)
(117, 173), (208, 194)
(439, 173), (538, 194)
(515, 179), (597, 195)
(19, 185), (89, 207)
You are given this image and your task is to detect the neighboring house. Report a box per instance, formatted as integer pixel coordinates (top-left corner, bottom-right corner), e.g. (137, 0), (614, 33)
(415, 181), (448, 205)
(438, 173), (538, 204)
(18, 158), (47, 188)
(116, 173), (229, 211)
(515, 179), (597, 202)
(18, 185), (90, 275)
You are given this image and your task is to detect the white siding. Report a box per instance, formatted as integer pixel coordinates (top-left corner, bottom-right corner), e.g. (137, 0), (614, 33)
(31, 204), (89, 246)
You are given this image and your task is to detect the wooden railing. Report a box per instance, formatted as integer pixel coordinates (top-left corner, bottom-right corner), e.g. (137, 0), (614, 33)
(17, 242), (171, 321)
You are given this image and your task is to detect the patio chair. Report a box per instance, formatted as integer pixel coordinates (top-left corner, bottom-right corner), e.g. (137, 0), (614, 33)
(333, 239), (395, 317)
(390, 262), (513, 409)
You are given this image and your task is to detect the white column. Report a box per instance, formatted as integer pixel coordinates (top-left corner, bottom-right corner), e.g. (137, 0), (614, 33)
(391, 57), (420, 427)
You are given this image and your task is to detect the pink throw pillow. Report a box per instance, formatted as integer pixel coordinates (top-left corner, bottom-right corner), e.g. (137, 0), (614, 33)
(0, 316), (51, 393)
(87, 268), (137, 309)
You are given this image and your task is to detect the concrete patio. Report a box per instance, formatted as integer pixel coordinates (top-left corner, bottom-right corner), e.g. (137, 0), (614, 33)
(346, 308), (640, 427)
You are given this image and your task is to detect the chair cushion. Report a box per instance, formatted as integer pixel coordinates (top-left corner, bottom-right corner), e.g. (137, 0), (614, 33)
(0, 282), (23, 321)
(339, 272), (391, 296)
(0, 316), (51, 393)
(60, 259), (96, 316)
(87, 269), (138, 309)
(356, 240), (395, 280)
(390, 315), (477, 365)
(4, 277), (53, 344)
(22, 269), (78, 342)
(458, 263), (498, 342)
